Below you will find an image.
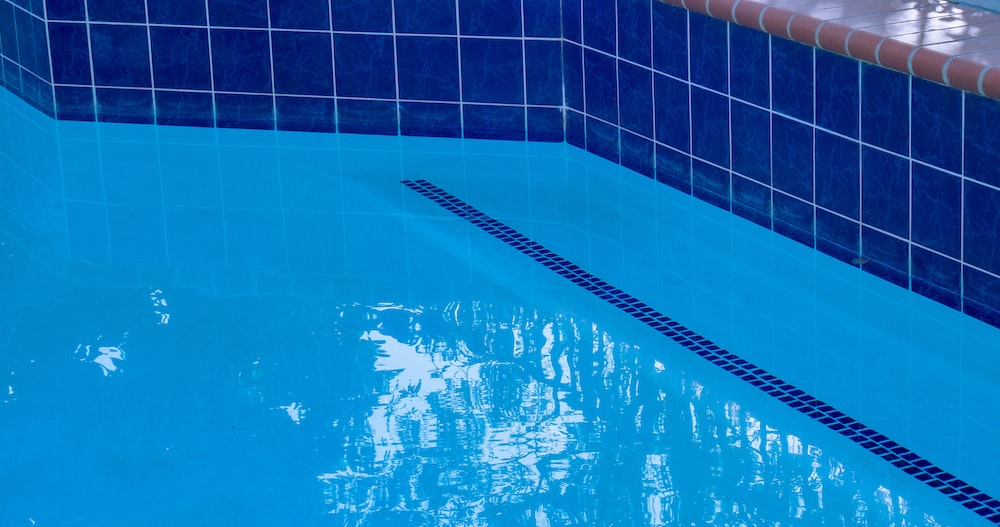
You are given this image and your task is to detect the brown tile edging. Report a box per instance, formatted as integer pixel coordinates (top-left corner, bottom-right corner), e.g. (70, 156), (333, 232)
(659, 0), (1000, 100)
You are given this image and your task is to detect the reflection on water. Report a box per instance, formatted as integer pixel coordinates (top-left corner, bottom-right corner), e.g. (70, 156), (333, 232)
(245, 301), (950, 527)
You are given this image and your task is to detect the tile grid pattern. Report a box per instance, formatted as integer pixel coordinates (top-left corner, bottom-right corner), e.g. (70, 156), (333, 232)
(402, 177), (1000, 524)
(0, 0), (54, 115)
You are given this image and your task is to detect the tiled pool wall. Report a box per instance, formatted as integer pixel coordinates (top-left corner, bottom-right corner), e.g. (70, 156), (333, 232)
(1, 0), (1000, 327)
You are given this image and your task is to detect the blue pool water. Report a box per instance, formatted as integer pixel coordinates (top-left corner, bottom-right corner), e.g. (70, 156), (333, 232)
(1, 92), (999, 526)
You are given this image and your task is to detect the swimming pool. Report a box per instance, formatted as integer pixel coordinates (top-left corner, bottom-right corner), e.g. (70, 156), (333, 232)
(1, 88), (998, 526)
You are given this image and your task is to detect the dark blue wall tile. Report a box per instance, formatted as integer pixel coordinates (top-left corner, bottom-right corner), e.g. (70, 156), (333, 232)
(525, 40), (562, 105)
(148, 0), (206, 25)
(861, 63), (909, 155)
(618, 60), (652, 138)
(654, 72), (689, 152)
(618, 0), (651, 67)
(1, 4), (18, 59)
(96, 88), (153, 123)
(334, 33), (395, 99)
(862, 227), (908, 287)
(399, 101), (461, 137)
(815, 130), (859, 219)
(2, 58), (20, 95)
(586, 116), (620, 164)
(21, 73), (54, 116)
(816, 49), (858, 138)
(690, 86), (728, 167)
(155, 89), (214, 127)
(911, 246), (960, 309)
(151, 26), (211, 90)
(732, 173), (771, 228)
(861, 146), (909, 238)
(215, 92), (273, 129)
(911, 163), (960, 258)
(729, 24), (768, 107)
(272, 31), (334, 96)
(911, 78), (961, 173)
(209, 0), (267, 27)
(583, 0), (615, 53)
(816, 208), (859, 264)
(55, 85), (94, 120)
(731, 100), (769, 184)
(337, 99), (397, 135)
(87, 0), (145, 23)
(964, 266), (1000, 325)
(332, 0), (391, 31)
(397, 36), (459, 101)
(276, 96), (335, 132)
(652, 1), (686, 79)
(45, 0), (85, 20)
(270, 0), (329, 29)
(689, 13), (727, 93)
(14, 10), (38, 76)
(964, 93), (1000, 187)
(584, 48), (617, 123)
(562, 0), (581, 43)
(656, 144), (691, 193)
(771, 115), (812, 200)
(459, 0), (521, 36)
(27, 14), (50, 81)
(165, 207), (226, 267)
(461, 38), (524, 104)
(395, 0), (456, 34)
(774, 192), (814, 247)
(464, 104), (524, 140)
(527, 106), (563, 142)
(49, 22), (92, 85)
(523, 0), (559, 37)
(211, 29), (271, 93)
(563, 42), (584, 110)
(771, 37), (813, 122)
(566, 109), (585, 149)
(964, 180), (1000, 275)
(692, 158), (730, 209)
(621, 131), (654, 178)
(66, 201), (110, 264)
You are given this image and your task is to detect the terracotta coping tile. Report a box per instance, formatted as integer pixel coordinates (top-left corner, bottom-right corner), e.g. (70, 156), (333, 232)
(787, 13), (826, 45)
(846, 29), (886, 64)
(909, 46), (952, 83)
(682, 0), (711, 16)
(876, 37), (919, 72)
(980, 66), (1000, 98)
(706, 0), (740, 21)
(815, 20), (853, 55)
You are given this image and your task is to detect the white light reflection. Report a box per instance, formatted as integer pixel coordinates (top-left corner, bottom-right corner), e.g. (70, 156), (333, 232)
(74, 340), (127, 377)
(150, 289), (170, 325)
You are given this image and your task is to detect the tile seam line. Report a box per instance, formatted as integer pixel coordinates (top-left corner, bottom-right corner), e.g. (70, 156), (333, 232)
(401, 177), (1000, 523)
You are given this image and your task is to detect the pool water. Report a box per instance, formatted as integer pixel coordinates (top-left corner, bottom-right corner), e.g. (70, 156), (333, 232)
(1, 92), (998, 526)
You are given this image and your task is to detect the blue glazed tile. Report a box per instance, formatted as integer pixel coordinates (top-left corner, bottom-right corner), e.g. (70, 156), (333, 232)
(45, 0), (85, 20)
(224, 209), (286, 268)
(771, 115), (812, 200)
(563, 0), (581, 43)
(28, 14), (50, 81)
(689, 13), (727, 93)
(90, 24), (151, 88)
(101, 141), (162, 205)
(586, 116), (619, 164)
(334, 33), (395, 99)
(463, 104), (524, 140)
(397, 36), (459, 102)
(333, 0), (391, 32)
(285, 213), (346, 274)
(96, 88), (153, 123)
(459, 0), (521, 36)
(912, 162), (961, 258)
(527, 106), (563, 142)
(583, 0), (615, 53)
(525, 40), (562, 105)
(270, 0), (329, 29)
(563, 42), (584, 111)
(618, 0), (651, 66)
(729, 24), (768, 107)
(150, 27), (211, 91)
(155, 90), (214, 127)
(272, 31), (334, 96)
(461, 38), (524, 104)
(654, 72), (689, 152)
(337, 99), (397, 135)
(621, 131), (654, 178)
(964, 265), (1000, 324)
(618, 60), (652, 138)
(733, 173), (771, 228)
(964, 93), (1000, 187)
(523, 0), (559, 37)
(816, 49), (859, 138)
(911, 245), (960, 308)
(66, 201), (109, 264)
(215, 93), (274, 129)
(816, 208), (860, 264)
(148, 0), (206, 25)
(13, 10), (37, 76)
(862, 226), (909, 287)
(862, 146), (909, 238)
(0, 5), (17, 59)
(652, 1), (686, 79)
(49, 22), (92, 85)
(815, 130), (859, 219)
(771, 37), (813, 122)
(774, 192), (814, 246)
(964, 180), (1000, 275)
(87, 0), (145, 22)
(2, 58), (22, 95)
(276, 96), (335, 132)
(861, 64), (909, 155)
(566, 109), (585, 149)
(218, 145), (280, 210)
(108, 205), (167, 265)
(690, 86), (728, 167)
(731, 100), (769, 184)
(165, 207), (226, 267)
(395, 0), (456, 34)
(55, 85), (94, 121)
(211, 29), (272, 93)
(399, 101), (461, 137)
(911, 78), (961, 173)
(208, 0), (266, 27)
(21, 73), (54, 115)
(692, 158), (730, 209)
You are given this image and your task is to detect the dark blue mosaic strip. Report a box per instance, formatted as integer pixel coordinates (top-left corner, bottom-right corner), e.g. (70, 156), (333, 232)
(402, 178), (1000, 525)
